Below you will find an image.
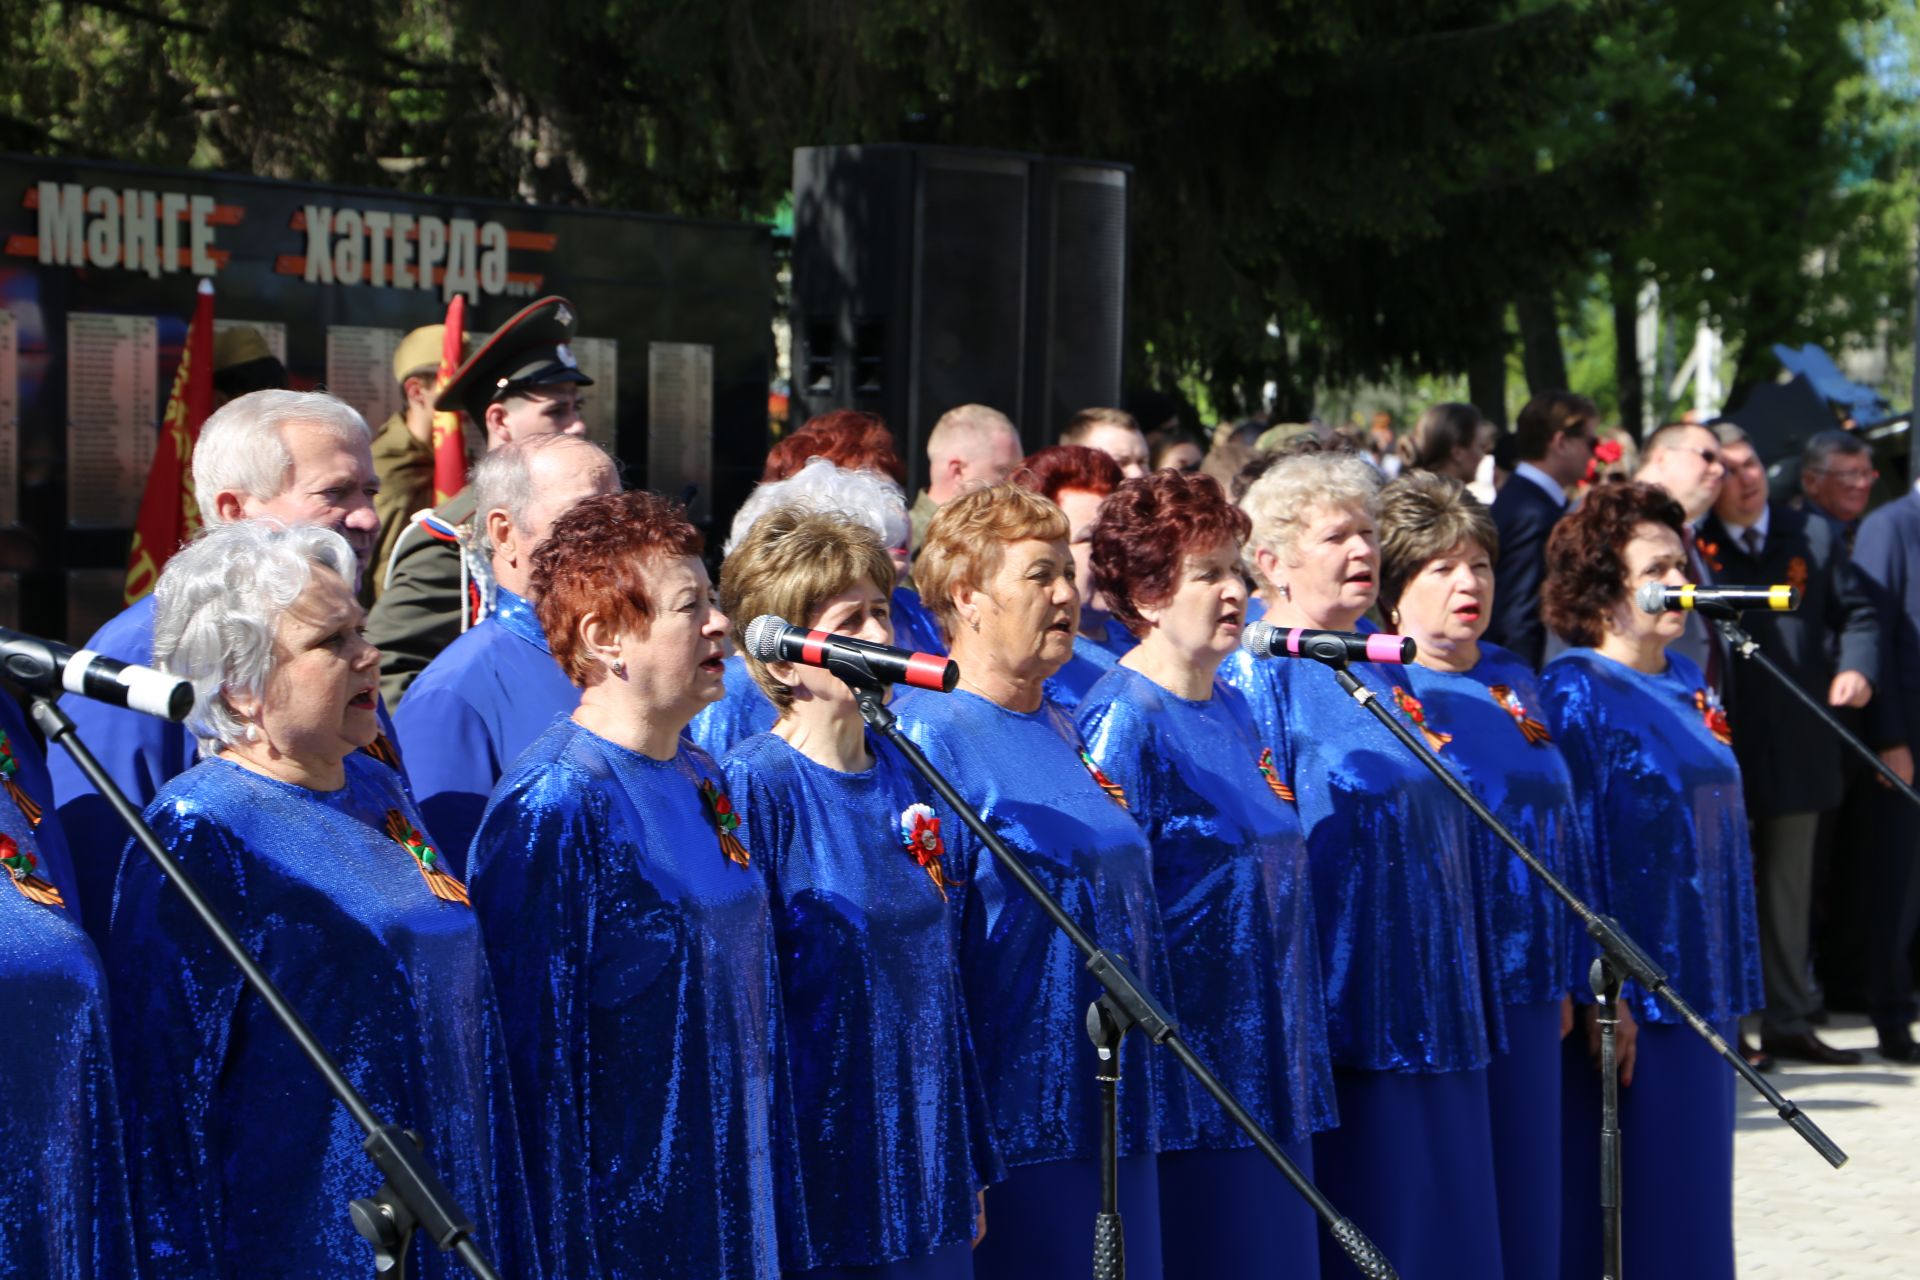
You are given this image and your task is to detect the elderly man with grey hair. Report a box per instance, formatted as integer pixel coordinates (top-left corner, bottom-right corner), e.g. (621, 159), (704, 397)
(49, 388), (385, 943)
(108, 517), (532, 1274)
(393, 434), (619, 863)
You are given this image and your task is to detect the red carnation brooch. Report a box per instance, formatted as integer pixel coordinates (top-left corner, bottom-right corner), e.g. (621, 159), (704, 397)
(1, 832), (64, 907)
(384, 810), (471, 905)
(900, 803), (961, 900)
(1489, 685), (1553, 746)
(697, 777), (751, 868)
(1392, 687), (1453, 752)
(1078, 749), (1129, 809)
(1257, 747), (1296, 802)
(0, 732), (42, 826)
(1693, 689), (1733, 746)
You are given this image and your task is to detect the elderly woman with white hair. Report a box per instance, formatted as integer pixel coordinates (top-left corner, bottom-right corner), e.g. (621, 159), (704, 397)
(105, 520), (531, 1280)
(691, 458), (928, 758)
(1218, 451), (1504, 1277)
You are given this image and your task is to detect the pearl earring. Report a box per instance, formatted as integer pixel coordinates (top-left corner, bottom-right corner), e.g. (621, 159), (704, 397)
(609, 658), (627, 679)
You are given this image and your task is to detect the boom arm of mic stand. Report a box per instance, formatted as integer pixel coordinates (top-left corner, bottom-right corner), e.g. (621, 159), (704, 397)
(28, 698), (506, 1280)
(1715, 615), (1920, 814)
(1324, 665), (1847, 1171)
(850, 685), (1400, 1279)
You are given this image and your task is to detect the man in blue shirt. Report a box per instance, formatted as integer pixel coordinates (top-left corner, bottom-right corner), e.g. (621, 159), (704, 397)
(395, 434), (618, 868)
(49, 390), (384, 942)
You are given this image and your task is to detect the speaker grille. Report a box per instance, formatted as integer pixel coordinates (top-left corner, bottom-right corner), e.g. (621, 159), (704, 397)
(1043, 165), (1128, 434)
(912, 160), (1028, 437)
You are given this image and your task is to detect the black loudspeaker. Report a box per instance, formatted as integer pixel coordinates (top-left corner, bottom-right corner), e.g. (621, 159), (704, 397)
(792, 145), (1130, 495)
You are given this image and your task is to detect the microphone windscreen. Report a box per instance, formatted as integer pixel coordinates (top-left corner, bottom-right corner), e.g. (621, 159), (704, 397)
(1241, 620), (1276, 656)
(743, 615), (789, 662)
(1634, 582), (1669, 615)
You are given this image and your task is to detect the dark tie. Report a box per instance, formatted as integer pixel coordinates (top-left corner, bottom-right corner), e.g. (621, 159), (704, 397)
(1742, 527), (1763, 558)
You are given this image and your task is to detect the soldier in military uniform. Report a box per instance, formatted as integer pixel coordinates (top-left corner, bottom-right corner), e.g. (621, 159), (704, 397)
(365, 296), (591, 709)
(368, 324), (473, 604)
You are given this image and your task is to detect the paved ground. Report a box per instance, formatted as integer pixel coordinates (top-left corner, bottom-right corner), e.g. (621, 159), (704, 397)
(1733, 1014), (1920, 1276)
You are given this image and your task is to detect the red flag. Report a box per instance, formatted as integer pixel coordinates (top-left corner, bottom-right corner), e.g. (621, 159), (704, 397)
(125, 280), (215, 605)
(431, 295), (468, 504)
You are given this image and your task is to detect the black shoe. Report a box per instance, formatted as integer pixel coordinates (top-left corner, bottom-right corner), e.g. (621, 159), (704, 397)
(1877, 1027), (1920, 1063)
(1740, 1034), (1775, 1072)
(1762, 1031), (1864, 1067)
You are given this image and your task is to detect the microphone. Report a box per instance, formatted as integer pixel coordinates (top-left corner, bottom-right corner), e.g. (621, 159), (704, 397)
(0, 627), (194, 721)
(1634, 582), (1800, 616)
(1240, 620), (1416, 665)
(744, 615), (959, 693)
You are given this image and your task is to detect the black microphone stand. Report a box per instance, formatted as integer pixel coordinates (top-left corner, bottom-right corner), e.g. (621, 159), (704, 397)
(29, 695), (505, 1280)
(841, 670), (1398, 1280)
(1309, 649), (1846, 1280)
(1709, 609), (1920, 813)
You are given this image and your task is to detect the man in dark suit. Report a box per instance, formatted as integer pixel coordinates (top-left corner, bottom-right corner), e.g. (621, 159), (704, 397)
(1702, 426), (1877, 1065)
(1487, 390), (1598, 666)
(1638, 421), (1731, 699)
(1848, 472), (1920, 1061)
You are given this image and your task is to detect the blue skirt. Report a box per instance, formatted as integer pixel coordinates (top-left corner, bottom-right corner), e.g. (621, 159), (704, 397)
(1487, 1000), (1563, 1280)
(1560, 1018), (1738, 1280)
(1310, 1067), (1504, 1280)
(794, 1239), (976, 1280)
(970, 1153), (1163, 1280)
(1157, 1141), (1320, 1278)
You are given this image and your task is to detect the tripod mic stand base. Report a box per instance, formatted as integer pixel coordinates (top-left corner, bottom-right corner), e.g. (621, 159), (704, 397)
(1093, 1211), (1124, 1280)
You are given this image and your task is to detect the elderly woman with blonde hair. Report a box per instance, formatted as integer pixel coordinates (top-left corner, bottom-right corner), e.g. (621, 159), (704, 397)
(718, 506), (1000, 1279)
(107, 519), (530, 1279)
(1218, 451), (1503, 1276)
(892, 483), (1181, 1280)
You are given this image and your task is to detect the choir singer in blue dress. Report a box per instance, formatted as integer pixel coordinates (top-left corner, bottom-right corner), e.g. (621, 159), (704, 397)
(719, 505), (1002, 1280)
(1539, 482), (1762, 1280)
(468, 490), (792, 1279)
(1219, 449), (1504, 1279)
(895, 484), (1181, 1280)
(1076, 469), (1336, 1277)
(110, 521), (529, 1280)
(1377, 471), (1581, 1278)
(1011, 444), (1132, 709)
(0, 712), (137, 1279)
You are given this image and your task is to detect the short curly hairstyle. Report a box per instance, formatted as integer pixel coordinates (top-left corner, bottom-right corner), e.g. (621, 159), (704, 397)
(1542, 481), (1685, 647)
(762, 409), (906, 486)
(719, 508), (894, 712)
(1376, 472), (1499, 616)
(1091, 470), (1250, 636)
(913, 484), (1069, 642)
(1016, 443), (1125, 504)
(1239, 450), (1381, 566)
(533, 490), (705, 687)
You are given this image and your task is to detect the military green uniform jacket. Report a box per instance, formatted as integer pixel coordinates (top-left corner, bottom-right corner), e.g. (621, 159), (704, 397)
(365, 487), (486, 710)
(369, 412), (433, 605)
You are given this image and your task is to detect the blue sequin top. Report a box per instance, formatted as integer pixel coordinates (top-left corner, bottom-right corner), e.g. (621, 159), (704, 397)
(107, 754), (529, 1280)
(469, 719), (791, 1279)
(1404, 646), (1580, 1018)
(892, 687), (1183, 1164)
(1538, 649), (1763, 1025)
(1220, 651), (1491, 1073)
(723, 732), (1001, 1269)
(0, 792), (136, 1278)
(688, 655), (779, 760)
(1043, 633), (1127, 711)
(891, 586), (948, 656)
(1077, 666), (1336, 1146)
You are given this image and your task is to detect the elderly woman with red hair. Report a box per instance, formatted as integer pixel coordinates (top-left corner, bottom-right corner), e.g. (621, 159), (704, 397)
(467, 491), (791, 1280)
(1015, 444), (1132, 708)
(1075, 469), (1335, 1274)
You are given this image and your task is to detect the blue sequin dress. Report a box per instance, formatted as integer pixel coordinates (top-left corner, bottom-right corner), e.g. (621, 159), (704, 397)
(1219, 649), (1503, 1279)
(0, 773), (136, 1278)
(469, 718), (790, 1279)
(724, 731), (1000, 1277)
(1042, 632), (1127, 711)
(893, 687), (1177, 1280)
(1405, 644), (1581, 1280)
(689, 654), (780, 760)
(107, 754), (529, 1280)
(1078, 665), (1334, 1274)
(1541, 648), (1761, 1280)
(891, 586), (948, 657)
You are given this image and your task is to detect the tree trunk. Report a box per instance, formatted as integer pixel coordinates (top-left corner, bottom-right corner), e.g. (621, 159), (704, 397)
(1516, 287), (1568, 392)
(1610, 255), (1644, 443)
(1468, 305), (1509, 427)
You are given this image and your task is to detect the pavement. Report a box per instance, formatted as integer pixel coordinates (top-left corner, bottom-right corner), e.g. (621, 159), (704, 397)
(1733, 1014), (1920, 1276)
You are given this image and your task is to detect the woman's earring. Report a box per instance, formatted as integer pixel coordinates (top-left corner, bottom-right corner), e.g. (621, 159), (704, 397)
(609, 658), (627, 680)
(1279, 583), (1292, 601)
